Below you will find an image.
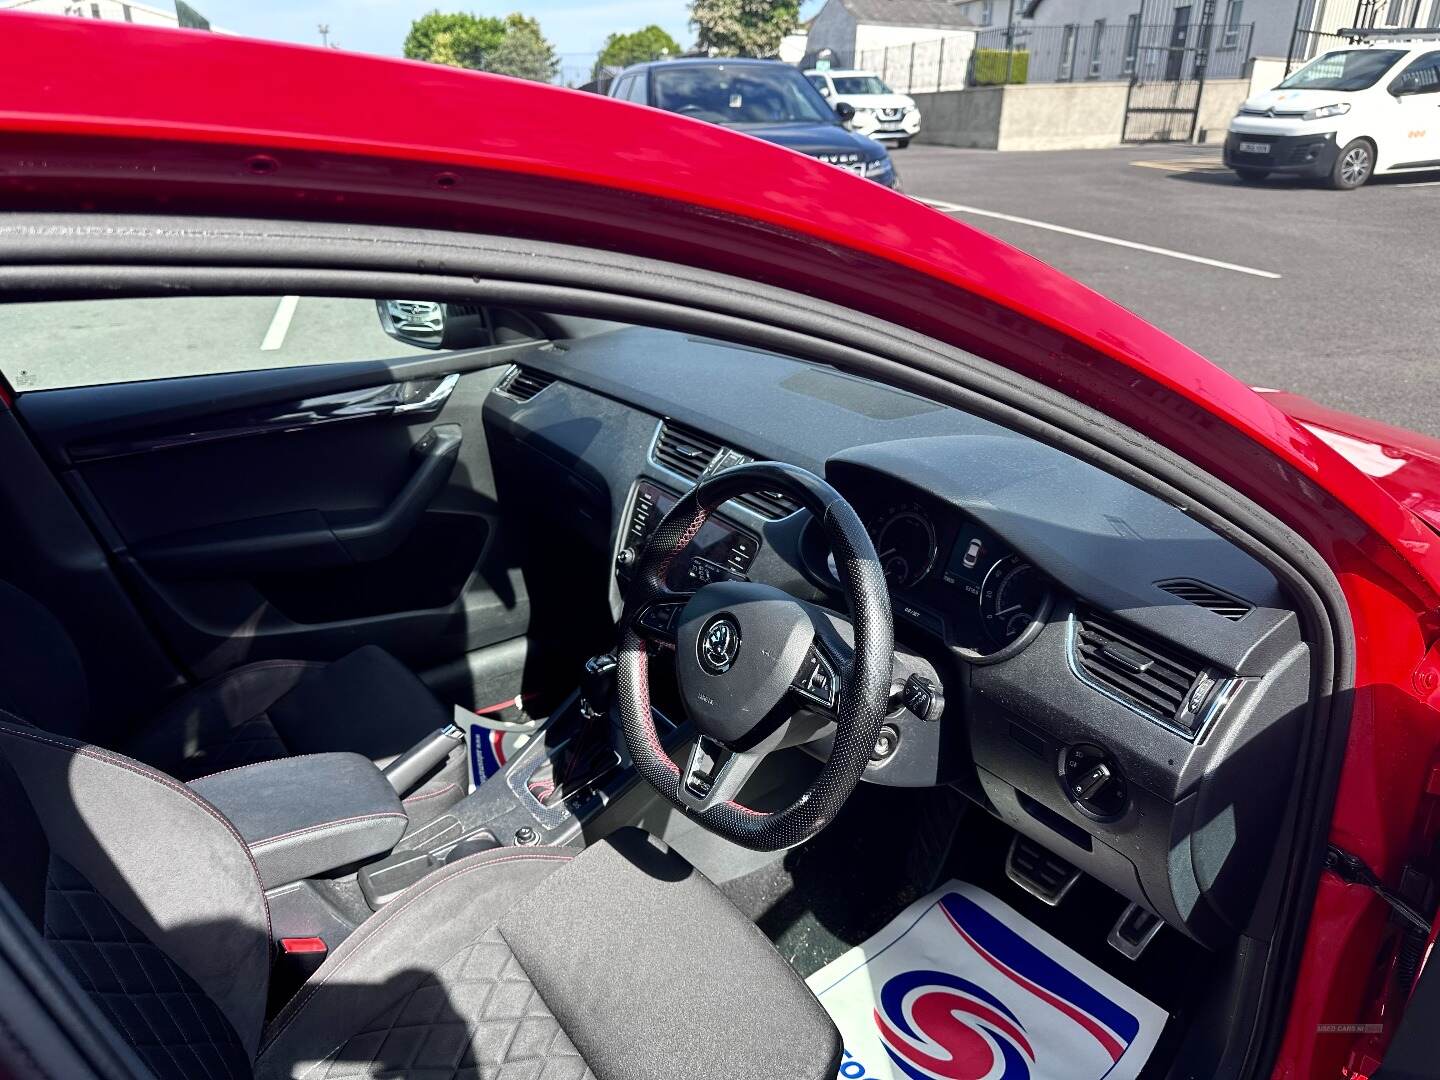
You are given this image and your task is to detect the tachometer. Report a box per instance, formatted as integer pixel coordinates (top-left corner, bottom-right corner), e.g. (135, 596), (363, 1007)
(867, 505), (938, 589)
(979, 554), (1050, 648)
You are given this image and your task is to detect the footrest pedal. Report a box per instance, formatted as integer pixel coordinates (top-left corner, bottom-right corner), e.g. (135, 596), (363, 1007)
(1005, 834), (1081, 906)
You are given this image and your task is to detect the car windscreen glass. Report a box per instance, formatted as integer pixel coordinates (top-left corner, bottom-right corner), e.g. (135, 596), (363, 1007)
(832, 76), (892, 95)
(1278, 49), (1406, 91)
(651, 65), (835, 124)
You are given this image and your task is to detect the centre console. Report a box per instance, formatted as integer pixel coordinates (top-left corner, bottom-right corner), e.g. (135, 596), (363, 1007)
(616, 480), (759, 586)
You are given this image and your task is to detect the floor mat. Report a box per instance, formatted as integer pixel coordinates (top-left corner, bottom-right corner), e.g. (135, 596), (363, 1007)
(807, 881), (1167, 1080)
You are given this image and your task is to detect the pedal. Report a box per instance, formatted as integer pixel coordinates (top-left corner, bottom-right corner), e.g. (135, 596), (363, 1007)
(1107, 902), (1164, 960)
(1005, 835), (1081, 906)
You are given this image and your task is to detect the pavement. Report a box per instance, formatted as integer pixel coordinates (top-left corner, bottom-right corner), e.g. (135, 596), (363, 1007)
(898, 143), (1440, 437)
(4, 146), (1439, 438)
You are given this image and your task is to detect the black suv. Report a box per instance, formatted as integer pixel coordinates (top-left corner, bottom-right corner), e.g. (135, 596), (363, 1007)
(608, 57), (899, 188)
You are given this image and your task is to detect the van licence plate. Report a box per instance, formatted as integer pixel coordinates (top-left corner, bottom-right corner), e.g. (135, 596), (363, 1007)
(1238, 141), (1270, 154)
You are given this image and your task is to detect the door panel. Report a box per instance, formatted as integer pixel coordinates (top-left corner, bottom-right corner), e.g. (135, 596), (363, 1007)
(16, 344), (534, 681)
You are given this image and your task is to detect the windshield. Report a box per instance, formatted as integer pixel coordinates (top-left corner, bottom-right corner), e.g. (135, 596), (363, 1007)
(832, 75), (892, 95)
(1278, 49), (1406, 91)
(651, 64), (836, 125)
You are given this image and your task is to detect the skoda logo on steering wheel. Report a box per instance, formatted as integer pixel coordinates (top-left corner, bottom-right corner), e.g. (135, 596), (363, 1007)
(698, 614), (742, 674)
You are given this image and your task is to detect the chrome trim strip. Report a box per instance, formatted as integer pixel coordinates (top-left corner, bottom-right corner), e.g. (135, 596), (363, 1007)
(1065, 611), (1240, 742)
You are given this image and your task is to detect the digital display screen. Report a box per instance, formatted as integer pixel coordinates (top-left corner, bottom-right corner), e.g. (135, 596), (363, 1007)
(942, 523), (999, 591)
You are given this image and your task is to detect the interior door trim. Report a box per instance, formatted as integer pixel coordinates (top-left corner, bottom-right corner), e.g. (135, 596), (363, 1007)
(69, 372), (461, 463)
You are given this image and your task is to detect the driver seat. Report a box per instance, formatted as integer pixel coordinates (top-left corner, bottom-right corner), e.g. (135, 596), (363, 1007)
(0, 717), (842, 1079)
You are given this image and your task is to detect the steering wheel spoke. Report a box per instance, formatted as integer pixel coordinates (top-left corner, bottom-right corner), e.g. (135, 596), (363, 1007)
(676, 735), (765, 813)
(631, 590), (695, 645)
(790, 638), (844, 714)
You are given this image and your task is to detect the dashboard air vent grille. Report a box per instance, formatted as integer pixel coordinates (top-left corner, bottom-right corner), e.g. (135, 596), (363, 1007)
(1073, 608), (1207, 729)
(497, 366), (556, 402)
(653, 423), (722, 481)
(731, 488), (801, 521)
(1156, 579), (1252, 621)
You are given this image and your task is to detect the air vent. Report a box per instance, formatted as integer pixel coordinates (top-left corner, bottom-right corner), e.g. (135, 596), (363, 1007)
(496, 366), (556, 402)
(1156, 579), (1252, 622)
(652, 422), (722, 482)
(1072, 608), (1215, 735)
(731, 488), (801, 521)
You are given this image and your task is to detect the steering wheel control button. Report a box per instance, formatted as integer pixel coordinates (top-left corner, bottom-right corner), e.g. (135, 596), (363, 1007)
(684, 737), (725, 798)
(902, 673), (944, 722)
(871, 723), (900, 763)
(637, 601), (683, 641)
(793, 644), (839, 710)
(1062, 743), (1128, 820)
(697, 613), (742, 674)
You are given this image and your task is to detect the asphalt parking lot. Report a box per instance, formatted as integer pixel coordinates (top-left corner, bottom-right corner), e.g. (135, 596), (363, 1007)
(900, 142), (1440, 438)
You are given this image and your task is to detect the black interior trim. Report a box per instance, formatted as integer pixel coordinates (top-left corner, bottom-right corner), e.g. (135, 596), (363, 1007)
(0, 214), (1355, 1080)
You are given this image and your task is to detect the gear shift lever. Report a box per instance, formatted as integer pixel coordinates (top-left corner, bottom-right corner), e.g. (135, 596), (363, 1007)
(580, 653), (618, 720)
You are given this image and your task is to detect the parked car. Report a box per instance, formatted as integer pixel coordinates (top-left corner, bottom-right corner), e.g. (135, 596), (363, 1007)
(804, 68), (921, 148)
(609, 56), (899, 187)
(1225, 28), (1440, 188)
(3, 13), (1440, 1080)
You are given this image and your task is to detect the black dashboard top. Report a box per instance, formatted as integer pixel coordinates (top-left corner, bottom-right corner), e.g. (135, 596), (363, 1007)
(513, 326), (1297, 675)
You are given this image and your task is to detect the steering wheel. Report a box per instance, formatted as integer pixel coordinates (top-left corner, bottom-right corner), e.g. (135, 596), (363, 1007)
(617, 462), (894, 851)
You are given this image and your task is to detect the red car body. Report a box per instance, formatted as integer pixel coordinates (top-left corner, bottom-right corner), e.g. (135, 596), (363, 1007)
(3, 13), (1439, 1079)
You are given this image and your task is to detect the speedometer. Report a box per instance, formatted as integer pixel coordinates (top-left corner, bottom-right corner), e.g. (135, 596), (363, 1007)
(978, 554), (1051, 649)
(867, 505), (938, 589)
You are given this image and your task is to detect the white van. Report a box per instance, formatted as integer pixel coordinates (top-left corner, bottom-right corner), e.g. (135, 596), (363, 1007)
(804, 69), (921, 147)
(1224, 29), (1440, 189)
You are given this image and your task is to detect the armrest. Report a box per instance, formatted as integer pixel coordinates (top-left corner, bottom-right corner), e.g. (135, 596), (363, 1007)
(191, 753), (408, 889)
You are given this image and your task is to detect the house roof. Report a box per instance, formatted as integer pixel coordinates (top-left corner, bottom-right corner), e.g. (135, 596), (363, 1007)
(838, 0), (979, 29)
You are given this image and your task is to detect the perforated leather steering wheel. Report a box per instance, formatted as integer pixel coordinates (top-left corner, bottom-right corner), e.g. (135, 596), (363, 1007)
(616, 462), (894, 851)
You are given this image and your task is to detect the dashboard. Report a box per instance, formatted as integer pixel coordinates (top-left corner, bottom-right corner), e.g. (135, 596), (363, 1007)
(482, 325), (1312, 953)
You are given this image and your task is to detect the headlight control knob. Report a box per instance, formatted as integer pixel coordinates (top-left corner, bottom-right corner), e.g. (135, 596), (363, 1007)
(1061, 743), (1128, 821)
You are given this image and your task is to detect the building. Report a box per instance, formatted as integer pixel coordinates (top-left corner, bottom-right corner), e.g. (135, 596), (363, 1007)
(0, 0), (209, 29)
(804, 0), (980, 66)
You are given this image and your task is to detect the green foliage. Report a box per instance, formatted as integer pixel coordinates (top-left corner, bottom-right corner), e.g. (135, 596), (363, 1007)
(689, 0), (799, 58)
(971, 48), (1029, 85)
(488, 12), (560, 82)
(403, 10), (506, 69)
(403, 10), (559, 82)
(595, 25), (683, 79)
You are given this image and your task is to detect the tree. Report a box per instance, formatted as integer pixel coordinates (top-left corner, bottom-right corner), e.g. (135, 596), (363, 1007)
(689, 0), (799, 58)
(594, 25), (682, 79)
(486, 13), (560, 82)
(403, 10), (506, 70)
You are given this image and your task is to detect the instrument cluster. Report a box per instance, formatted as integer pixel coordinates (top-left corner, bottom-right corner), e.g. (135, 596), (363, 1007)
(822, 493), (1054, 661)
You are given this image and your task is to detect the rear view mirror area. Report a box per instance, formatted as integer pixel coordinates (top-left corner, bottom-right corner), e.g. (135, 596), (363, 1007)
(375, 300), (494, 350)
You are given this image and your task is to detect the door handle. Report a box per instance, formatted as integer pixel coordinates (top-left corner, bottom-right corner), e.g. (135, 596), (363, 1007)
(135, 425), (463, 577)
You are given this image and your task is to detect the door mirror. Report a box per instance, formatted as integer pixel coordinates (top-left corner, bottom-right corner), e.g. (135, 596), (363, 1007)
(834, 101), (856, 124)
(375, 300), (494, 350)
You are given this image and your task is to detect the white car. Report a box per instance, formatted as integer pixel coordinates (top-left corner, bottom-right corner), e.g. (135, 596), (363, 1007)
(1225, 30), (1440, 189)
(804, 68), (920, 147)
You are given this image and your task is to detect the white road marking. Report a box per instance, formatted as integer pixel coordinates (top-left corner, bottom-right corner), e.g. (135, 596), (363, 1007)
(260, 295), (300, 351)
(917, 197), (1283, 279)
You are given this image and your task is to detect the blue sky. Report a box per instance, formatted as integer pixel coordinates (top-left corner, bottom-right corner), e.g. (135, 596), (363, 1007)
(194, 0), (824, 59)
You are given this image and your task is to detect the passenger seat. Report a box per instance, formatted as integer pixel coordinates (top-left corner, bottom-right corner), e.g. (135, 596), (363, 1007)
(0, 580), (451, 780)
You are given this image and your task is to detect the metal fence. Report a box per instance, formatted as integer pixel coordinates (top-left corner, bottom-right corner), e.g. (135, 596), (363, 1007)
(822, 21), (1252, 95)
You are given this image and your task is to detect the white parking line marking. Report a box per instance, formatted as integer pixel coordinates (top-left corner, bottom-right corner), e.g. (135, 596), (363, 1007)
(917, 198), (1282, 279)
(260, 295), (300, 351)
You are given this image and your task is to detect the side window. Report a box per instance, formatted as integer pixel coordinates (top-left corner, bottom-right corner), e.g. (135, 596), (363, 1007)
(0, 296), (436, 392)
(611, 74), (633, 99)
(806, 74), (831, 96)
(1392, 51), (1440, 95)
(626, 74), (649, 104)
